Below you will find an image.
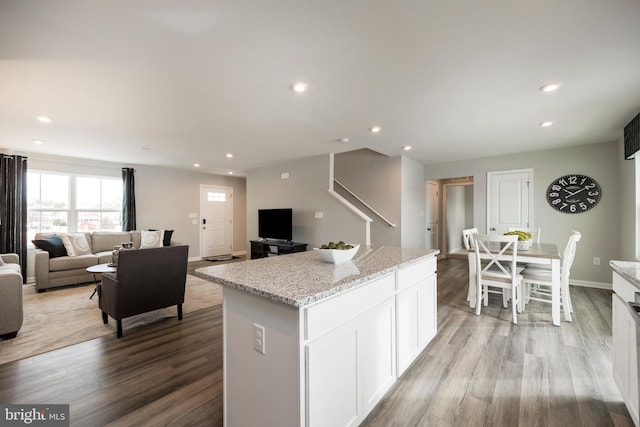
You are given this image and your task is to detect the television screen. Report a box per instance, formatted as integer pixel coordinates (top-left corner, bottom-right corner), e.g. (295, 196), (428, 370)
(258, 208), (293, 241)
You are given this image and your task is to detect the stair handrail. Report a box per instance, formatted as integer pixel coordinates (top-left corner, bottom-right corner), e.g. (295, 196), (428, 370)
(333, 178), (397, 228)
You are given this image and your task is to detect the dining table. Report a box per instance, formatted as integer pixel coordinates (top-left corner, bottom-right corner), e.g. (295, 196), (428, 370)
(467, 242), (563, 326)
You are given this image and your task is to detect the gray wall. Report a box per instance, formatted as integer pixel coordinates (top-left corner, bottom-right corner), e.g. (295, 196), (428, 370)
(401, 155), (427, 249)
(424, 140), (620, 285)
(335, 149), (401, 247)
(446, 186), (467, 253)
(27, 154), (247, 260)
(247, 154), (367, 249)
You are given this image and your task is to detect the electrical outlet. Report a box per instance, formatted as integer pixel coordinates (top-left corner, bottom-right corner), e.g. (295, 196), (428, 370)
(253, 323), (266, 355)
(593, 257), (600, 266)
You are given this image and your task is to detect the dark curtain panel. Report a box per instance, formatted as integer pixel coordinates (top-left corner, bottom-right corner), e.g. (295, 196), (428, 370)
(0, 154), (28, 283)
(122, 168), (136, 231)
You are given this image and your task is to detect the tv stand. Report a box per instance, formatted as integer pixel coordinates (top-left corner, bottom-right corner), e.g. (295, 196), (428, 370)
(250, 240), (307, 259)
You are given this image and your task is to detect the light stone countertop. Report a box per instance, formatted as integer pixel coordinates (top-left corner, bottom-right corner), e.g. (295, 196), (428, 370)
(195, 245), (439, 308)
(610, 260), (640, 291)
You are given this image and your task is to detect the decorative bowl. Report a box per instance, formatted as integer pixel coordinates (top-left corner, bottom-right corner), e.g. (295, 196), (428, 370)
(313, 244), (360, 264)
(517, 240), (531, 251)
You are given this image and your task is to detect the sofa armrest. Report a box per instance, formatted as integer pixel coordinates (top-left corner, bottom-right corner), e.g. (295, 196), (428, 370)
(0, 253), (19, 264)
(34, 249), (50, 290)
(0, 270), (24, 335)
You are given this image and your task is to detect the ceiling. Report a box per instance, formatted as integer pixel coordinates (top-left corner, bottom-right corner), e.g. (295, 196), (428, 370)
(2, 1), (640, 176)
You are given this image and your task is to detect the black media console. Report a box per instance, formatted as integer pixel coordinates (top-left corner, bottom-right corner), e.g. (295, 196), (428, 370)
(250, 240), (308, 259)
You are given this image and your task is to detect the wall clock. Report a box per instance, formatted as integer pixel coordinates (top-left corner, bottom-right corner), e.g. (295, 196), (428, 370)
(546, 174), (601, 214)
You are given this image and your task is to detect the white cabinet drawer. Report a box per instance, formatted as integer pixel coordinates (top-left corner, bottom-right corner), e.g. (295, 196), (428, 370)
(304, 273), (395, 341)
(397, 257), (436, 291)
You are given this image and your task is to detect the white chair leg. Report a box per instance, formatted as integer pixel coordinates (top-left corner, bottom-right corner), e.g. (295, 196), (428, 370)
(512, 289), (518, 325)
(476, 282), (482, 316)
(502, 289), (508, 308)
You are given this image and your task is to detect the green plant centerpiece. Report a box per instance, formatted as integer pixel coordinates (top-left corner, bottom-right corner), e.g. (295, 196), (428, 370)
(319, 241), (354, 250)
(503, 230), (532, 250)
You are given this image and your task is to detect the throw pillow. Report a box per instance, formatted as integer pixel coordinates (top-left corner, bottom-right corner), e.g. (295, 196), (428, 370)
(140, 230), (164, 249)
(60, 233), (92, 257)
(32, 234), (68, 258)
(149, 228), (174, 246)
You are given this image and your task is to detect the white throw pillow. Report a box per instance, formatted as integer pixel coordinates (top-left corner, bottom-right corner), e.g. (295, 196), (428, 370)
(140, 230), (164, 249)
(60, 233), (91, 257)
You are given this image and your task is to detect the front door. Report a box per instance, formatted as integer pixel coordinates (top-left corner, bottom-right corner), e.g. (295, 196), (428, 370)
(200, 185), (233, 258)
(487, 169), (533, 234)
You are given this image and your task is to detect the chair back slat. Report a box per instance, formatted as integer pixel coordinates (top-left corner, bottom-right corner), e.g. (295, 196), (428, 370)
(473, 234), (519, 281)
(462, 227), (479, 250)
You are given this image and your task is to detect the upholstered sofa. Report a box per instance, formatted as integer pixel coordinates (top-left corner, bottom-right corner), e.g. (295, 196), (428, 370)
(99, 245), (189, 338)
(0, 253), (23, 339)
(33, 230), (174, 292)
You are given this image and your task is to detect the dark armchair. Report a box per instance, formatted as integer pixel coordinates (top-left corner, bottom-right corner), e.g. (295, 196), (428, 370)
(98, 245), (189, 338)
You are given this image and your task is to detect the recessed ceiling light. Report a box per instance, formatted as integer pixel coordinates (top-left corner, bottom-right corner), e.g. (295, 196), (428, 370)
(194, 163), (200, 167)
(337, 137), (349, 144)
(32, 139), (45, 145)
(37, 116), (52, 123)
(291, 82), (308, 93)
(370, 126), (382, 133)
(226, 153), (233, 158)
(228, 171), (234, 175)
(402, 145), (412, 151)
(539, 121), (554, 127)
(540, 83), (560, 93)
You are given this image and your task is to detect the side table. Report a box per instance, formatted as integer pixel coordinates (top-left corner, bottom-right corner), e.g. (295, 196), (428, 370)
(87, 263), (116, 299)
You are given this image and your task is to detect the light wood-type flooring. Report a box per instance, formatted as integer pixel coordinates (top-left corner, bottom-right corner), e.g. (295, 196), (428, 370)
(0, 258), (633, 426)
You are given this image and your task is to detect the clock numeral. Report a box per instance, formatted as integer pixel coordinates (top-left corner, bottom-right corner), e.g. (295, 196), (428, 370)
(588, 191), (599, 196)
(587, 198), (596, 204)
(570, 204), (577, 212)
(549, 192), (559, 198)
(560, 203), (568, 210)
(580, 177), (587, 185)
(585, 183), (596, 189)
(558, 179), (567, 186)
(552, 185), (562, 191)
(579, 202), (587, 210)
(552, 199), (561, 205)
(568, 176), (577, 184)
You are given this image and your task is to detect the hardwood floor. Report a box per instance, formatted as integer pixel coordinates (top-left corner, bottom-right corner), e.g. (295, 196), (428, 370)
(0, 258), (633, 426)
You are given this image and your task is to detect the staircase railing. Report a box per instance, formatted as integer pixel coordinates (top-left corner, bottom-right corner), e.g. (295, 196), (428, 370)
(333, 179), (397, 228)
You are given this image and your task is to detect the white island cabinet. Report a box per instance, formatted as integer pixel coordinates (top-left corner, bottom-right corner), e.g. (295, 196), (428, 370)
(196, 246), (439, 427)
(610, 261), (640, 427)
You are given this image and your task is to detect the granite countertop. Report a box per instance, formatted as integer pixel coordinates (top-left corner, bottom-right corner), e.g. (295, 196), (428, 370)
(195, 246), (439, 308)
(611, 260), (640, 290)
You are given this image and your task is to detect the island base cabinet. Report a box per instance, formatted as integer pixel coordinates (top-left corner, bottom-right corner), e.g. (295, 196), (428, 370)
(612, 272), (640, 427)
(306, 297), (396, 427)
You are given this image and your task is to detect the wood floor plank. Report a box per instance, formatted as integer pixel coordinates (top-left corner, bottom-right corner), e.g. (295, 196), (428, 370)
(0, 258), (634, 427)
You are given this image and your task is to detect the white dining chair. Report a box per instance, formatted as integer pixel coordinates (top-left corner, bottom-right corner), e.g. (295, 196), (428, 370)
(472, 234), (523, 324)
(462, 227), (479, 250)
(521, 230), (581, 322)
(463, 228), (479, 303)
(507, 226), (541, 243)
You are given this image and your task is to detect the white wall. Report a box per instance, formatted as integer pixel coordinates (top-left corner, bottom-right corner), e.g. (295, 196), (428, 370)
(424, 141), (620, 285)
(27, 154), (247, 261)
(445, 186), (467, 253)
(401, 155), (427, 249)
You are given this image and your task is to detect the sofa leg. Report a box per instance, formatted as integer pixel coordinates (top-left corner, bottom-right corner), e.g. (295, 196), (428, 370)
(102, 312), (108, 324)
(177, 304), (183, 320)
(0, 331), (18, 340)
(117, 320), (123, 338)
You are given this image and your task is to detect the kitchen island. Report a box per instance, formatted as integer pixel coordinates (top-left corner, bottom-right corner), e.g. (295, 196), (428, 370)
(196, 245), (439, 427)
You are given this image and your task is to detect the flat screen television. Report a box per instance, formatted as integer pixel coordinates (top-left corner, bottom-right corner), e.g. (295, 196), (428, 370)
(258, 208), (293, 241)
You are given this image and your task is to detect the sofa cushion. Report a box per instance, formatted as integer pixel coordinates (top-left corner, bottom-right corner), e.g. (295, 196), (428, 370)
(140, 230), (164, 249)
(149, 229), (174, 246)
(61, 233), (92, 257)
(92, 232), (132, 253)
(0, 264), (21, 274)
(32, 235), (68, 258)
(49, 254), (98, 271)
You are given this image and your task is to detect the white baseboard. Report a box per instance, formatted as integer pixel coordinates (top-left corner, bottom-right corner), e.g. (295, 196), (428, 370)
(570, 279), (612, 290)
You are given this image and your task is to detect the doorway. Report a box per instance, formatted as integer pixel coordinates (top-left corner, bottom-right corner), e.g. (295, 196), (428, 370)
(199, 185), (233, 259)
(441, 177), (474, 258)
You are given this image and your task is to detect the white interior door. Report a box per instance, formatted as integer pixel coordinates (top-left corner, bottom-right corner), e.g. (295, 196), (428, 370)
(425, 181), (439, 250)
(200, 185), (233, 258)
(487, 169), (533, 234)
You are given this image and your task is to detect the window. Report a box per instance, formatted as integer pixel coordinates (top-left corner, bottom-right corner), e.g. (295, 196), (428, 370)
(207, 191), (226, 202)
(27, 171), (123, 241)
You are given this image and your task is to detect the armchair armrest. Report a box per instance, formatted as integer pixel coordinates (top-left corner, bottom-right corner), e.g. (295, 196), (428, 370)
(99, 272), (119, 316)
(34, 249), (50, 290)
(0, 253), (19, 264)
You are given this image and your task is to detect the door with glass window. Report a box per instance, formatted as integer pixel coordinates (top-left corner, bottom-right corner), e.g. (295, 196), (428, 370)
(200, 185), (233, 258)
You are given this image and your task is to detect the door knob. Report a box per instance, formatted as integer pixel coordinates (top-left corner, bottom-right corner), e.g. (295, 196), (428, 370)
(490, 227), (496, 231)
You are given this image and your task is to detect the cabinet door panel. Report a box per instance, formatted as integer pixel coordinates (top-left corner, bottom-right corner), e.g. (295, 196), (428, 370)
(418, 275), (437, 348)
(306, 325), (359, 427)
(361, 298), (396, 414)
(397, 287), (419, 375)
